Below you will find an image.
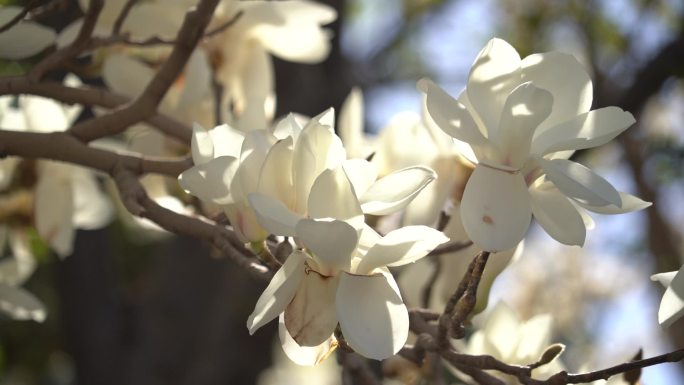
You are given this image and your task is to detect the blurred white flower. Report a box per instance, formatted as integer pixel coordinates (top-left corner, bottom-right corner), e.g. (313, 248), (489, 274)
(651, 267), (684, 328)
(0, 227), (45, 322)
(399, 204), (522, 314)
(0, 79), (114, 257)
(420, 38), (649, 252)
(0, 6), (56, 59)
(257, 337), (341, 384)
(453, 301), (564, 384)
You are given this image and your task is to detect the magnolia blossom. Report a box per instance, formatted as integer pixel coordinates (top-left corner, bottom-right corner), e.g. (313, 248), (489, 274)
(0, 6), (56, 59)
(452, 301), (564, 384)
(651, 266), (684, 327)
(247, 163), (447, 363)
(0, 82), (113, 256)
(420, 38), (649, 251)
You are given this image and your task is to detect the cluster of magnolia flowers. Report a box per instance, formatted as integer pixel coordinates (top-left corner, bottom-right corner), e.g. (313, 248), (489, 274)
(1, 0), (682, 372)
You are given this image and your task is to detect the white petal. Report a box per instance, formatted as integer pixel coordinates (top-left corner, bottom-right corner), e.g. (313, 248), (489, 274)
(651, 271), (677, 288)
(71, 168), (113, 230)
(241, 1), (336, 63)
(530, 183), (586, 246)
(22, 95), (73, 132)
(0, 7), (56, 59)
(285, 272), (339, 346)
(418, 78), (486, 145)
(531, 107), (635, 156)
(355, 226), (449, 275)
(248, 193), (302, 237)
(296, 219), (357, 273)
(658, 267), (684, 328)
(336, 271), (408, 360)
(342, 158), (378, 198)
(466, 38), (522, 135)
(482, 301), (520, 360)
(492, 82), (553, 169)
(0, 231), (35, 286)
(229, 45), (274, 130)
(575, 191), (651, 214)
(521, 52), (593, 134)
(247, 250), (307, 334)
(191, 123), (215, 165)
(278, 314), (337, 366)
(257, 137), (295, 205)
(539, 158), (621, 207)
(339, 87), (370, 158)
(293, 122), (345, 213)
(516, 314), (553, 362)
(307, 167), (363, 224)
(402, 157), (459, 226)
(35, 167), (74, 257)
(102, 54), (154, 99)
(123, 3), (185, 40)
(210, 123), (246, 158)
(178, 156), (238, 205)
(0, 284), (46, 322)
(236, 130), (277, 200)
(360, 166), (437, 216)
(461, 165), (531, 252)
(224, 202), (268, 243)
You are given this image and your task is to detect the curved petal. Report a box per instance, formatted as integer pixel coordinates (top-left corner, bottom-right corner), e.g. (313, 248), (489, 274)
(0, 284), (46, 322)
(71, 168), (113, 230)
(360, 166), (437, 216)
(651, 271), (677, 288)
(521, 52), (593, 134)
(285, 272), (339, 347)
(308, 167), (363, 224)
(492, 82), (553, 169)
(102, 54), (154, 99)
(178, 49), (212, 108)
(336, 271), (408, 360)
(481, 301), (520, 360)
(418, 78), (486, 145)
(338, 87), (367, 158)
(248, 193), (302, 237)
(575, 191), (651, 214)
(658, 267), (684, 328)
(0, 7), (56, 60)
(257, 137), (295, 206)
(293, 122), (346, 214)
(279, 314), (337, 366)
(531, 107), (635, 156)
(466, 38), (522, 135)
(355, 226), (449, 275)
(210, 123), (246, 158)
(35, 167), (74, 257)
(342, 158), (378, 198)
(241, 1), (336, 63)
(178, 156), (238, 205)
(530, 183), (586, 246)
(460, 165), (531, 252)
(191, 123), (215, 165)
(539, 158), (621, 207)
(247, 250), (307, 334)
(295, 219), (357, 273)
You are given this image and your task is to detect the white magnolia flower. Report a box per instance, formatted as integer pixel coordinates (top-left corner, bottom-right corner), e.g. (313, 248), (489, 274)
(651, 266), (684, 328)
(207, 0), (337, 130)
(247, 202), (448, 363)
(0, 227), (45, 322)
(420, 38), (649, 251)
(0, 6), (56, 59)
(453, 301), (564, 384)
(0, 83), (114, 257)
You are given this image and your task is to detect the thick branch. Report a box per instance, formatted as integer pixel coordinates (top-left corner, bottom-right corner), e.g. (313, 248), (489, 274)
(69, 0), (220, 143)
(0, 76), (192, 143)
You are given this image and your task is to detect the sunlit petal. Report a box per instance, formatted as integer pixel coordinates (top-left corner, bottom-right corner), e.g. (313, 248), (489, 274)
(360, 166), (437, 216)
(336, 271), (408, 360)
(530, 183), (586, 246)
(539, 158), (621, 207)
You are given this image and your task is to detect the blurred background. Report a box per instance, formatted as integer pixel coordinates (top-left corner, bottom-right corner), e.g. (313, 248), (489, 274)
(1, 0), (684, 384)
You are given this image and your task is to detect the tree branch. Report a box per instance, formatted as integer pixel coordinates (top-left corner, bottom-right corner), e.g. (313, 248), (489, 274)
(69, 0), (221, 143)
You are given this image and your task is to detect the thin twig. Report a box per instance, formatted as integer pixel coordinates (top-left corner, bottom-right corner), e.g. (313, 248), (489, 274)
(111, 0), (138, 35)
(0, 0), (42, 33)
(69, 0), (221, 143)
(29, 0), (104, 80)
